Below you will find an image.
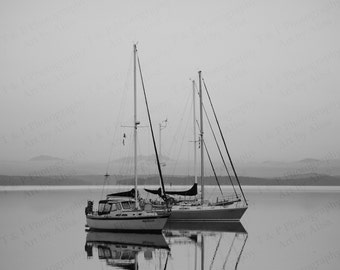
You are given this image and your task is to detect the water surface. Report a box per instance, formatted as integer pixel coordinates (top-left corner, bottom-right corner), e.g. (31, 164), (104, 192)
(0, 186), (339, 269)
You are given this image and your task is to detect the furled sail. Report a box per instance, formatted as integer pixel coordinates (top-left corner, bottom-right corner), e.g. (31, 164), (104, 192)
(145, 183), (197, 197)
(107, 188), (135, 198)
(144, 187), (162, 196)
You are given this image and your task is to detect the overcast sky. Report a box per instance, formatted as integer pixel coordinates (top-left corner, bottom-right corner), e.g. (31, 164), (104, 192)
(1, 0), (339, 164)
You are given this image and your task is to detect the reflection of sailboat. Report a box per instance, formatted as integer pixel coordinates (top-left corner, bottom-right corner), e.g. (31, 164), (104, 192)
(164, 220), (247, 234)
(164, 221), (248, 270)
(146, 71), (248, 221)
(85, 44), (170, 231)
(85, 231), (170, 269)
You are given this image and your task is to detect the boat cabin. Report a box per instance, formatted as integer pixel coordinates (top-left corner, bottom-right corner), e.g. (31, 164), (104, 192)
(97, 199), (136, 215)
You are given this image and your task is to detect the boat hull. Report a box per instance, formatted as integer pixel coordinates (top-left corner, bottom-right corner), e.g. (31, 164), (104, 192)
(86, 214), (170, 232)
(168, 206), (247, 221)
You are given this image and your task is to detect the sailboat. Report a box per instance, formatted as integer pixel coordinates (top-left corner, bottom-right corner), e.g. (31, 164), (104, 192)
(145, 71), (248, 221)
(85, 44), (170, 232)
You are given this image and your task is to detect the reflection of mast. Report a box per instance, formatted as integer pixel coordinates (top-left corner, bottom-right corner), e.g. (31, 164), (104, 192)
(235, 234), (248, 270)
(209, 234), (222, 270)
(201, 233), (204, 270)
(222, 234), (237, 269)
(135, 248), (138, 270)
(194, 232), (198, 270)
(164, 221), (248, 270)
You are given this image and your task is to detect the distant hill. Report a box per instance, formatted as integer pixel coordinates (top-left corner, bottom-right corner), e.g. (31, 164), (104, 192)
(114, 155), (171, 163)
(29, 155), (63, 162)
(0, 175), (128, 186)
(298, 158), (320, 163)
(0, 174), (339, 186)
(1, 156), (340, 178)
(116, 174), (340, 186)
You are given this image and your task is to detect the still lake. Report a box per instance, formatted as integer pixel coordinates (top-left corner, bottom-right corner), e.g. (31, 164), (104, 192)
(0, 186), (339, 270)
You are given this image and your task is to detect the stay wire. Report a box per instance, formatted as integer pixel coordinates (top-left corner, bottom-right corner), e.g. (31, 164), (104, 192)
(202, 77), (248, 205)
(194, 82), (238, 197)
(202, 97), (238, 197)
(102, 50), (134, 198)
(137, 52), (168, 206)
(196, 119), (223, 197)
(105, 51), (133, 175)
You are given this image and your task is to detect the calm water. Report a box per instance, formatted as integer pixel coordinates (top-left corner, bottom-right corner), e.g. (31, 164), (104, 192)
(0, 186), (340, 270)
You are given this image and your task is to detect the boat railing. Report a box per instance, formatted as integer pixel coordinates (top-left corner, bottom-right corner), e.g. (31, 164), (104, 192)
(213, 193), (247, 207)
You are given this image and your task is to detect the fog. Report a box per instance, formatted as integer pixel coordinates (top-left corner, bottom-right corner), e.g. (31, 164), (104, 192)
(1, 0), (339, 169)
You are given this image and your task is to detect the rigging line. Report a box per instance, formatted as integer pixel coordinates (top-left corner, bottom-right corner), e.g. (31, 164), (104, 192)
(209, 233), (223, 270)
(171, 99), (191, 177)
(100, 175), (110, 200)
(137, 53), (168, 207)
(196, 119), (223, 197)
(166, 89), (192, 177)
(202, 98), (238, 198)
(102, 53), (133, 197)
(222, 234), (237, 270)
(235, 234), (248, 270)
(193, 82), (237, 197)
(203, 138), (223, 197)
(119, 129), (133, 175)
(202, 77), (248, 205)
(105, 50), (133, 175)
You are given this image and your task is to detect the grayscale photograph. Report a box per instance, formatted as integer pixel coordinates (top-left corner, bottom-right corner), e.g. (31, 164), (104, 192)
(0, 0), (339, 269)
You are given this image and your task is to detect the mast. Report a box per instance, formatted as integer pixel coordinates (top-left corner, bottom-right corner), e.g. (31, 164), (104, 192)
(159, 122), (162, 188)
(133, 44), (138, 206)
(199, 71), (204, 204)
(159, 123), (162, 163)
(193, 80), (197, 185)
(159, 119), (167, 166)
(159, 119), (167, 186)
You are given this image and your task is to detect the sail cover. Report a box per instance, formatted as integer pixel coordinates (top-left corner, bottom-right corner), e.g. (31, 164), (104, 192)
(107, 188), (135, 198)
(145, 183), (197, 196)
(144, 187), (162, 196)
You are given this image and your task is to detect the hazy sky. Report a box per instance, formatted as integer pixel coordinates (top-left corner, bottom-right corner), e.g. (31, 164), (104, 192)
(1, 0), (339, 164)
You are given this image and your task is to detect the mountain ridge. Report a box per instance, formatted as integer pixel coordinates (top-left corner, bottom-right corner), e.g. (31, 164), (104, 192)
(0, 173), (339, 186)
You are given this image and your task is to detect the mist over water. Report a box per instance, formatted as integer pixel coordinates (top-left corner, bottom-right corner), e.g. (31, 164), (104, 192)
(1, 0), (339, 163)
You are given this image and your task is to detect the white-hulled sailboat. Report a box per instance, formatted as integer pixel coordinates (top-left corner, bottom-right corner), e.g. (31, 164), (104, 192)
(85, 44), (170, 232)
(146, 71), (248, 221)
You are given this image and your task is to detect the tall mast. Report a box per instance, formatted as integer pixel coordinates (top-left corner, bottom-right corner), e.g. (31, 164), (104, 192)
(193, 80), (197, 185)
(199, 71), (204, 204)
(159, 123), (162, 163)
(158, 119), (167, 166)
(133, 44), (138, 206)
(158, 119), (167, 186)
